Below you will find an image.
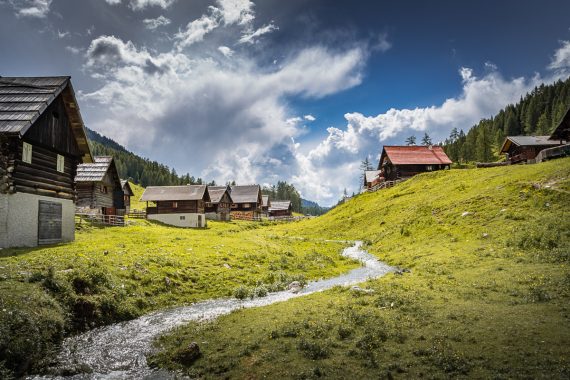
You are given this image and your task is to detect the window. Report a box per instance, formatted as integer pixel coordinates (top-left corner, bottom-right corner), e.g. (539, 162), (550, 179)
(22, 142), (32, 164)
(101, 186), (108, 194)
(56, 154), (65, 173)
(243, 203), (250, 208)
(426, 165), (433, 171)
(173, 201), (178, 208)
(180, 215), (185, 220)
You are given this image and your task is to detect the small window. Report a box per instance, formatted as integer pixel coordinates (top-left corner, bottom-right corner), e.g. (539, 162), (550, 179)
(180, 215), (185, 220)
(22, 142), (32, 164)
(101, 186), (108, 194)
(426, 165), (433, 171)
(56, 154), (65, 173)
(243, 203), (250, 208)
(173, 201), (178, 208)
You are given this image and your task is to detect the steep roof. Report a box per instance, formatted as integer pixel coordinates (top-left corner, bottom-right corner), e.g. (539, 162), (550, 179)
(262, 195), (270, 207)
(230, 185), (261, 203)
(76, 156), (115, 182)
(269, 200), (291, 211)
(500, 136), (561, 154)
(364, 170), (382, 183)
(140, 185), (209, 202)
(120, 180), (134, 196)
(379, 146), (452, 167)
(550, 107), (570, 141)
(208, 186), (232, 203)
(0, 76), (92, 163)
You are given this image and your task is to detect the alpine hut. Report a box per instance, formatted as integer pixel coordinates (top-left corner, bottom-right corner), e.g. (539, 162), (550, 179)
(499, 136), (562, 164)
(0, 76), (92, 247)
(268, 200), (292, 218)
(363, 170), (382, 191)
(120, 179), (134, 214)
(377, 145), (452, 181)
(205, 185), (232, 221)
(229, 185), (262, 220)
(75, 156), (125, 216)
(141, 185), (210, 227)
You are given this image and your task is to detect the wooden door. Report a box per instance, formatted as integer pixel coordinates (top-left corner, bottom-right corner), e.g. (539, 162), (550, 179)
(38, 200), (62, 245)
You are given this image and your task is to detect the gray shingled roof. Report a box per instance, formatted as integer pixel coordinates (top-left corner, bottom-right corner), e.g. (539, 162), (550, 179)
(0, 77), (69, 134)
(76, 156), (113, 182)
(121, 180), (134, 196)
(269, 200), (291, 211)
(506, 136), (560, 146)
(208, 186), (231, 203)
(262, 195), (270, 207)
(230, 185), (261, 203)
(141, 185), (208, 202)
(364, 170), (381, 183)
(0, 76), (93, 163)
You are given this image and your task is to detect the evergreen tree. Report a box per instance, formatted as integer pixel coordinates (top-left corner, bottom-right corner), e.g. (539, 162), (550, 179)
(421, 132), (432, 145)
(405, 135), (417, 145)
(536, 112), (551, 135)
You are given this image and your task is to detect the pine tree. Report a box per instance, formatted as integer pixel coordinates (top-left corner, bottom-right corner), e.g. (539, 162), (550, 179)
(536, 112), (551, 135)
(405, 135), (417, 145)
(421, 132), (432, 145)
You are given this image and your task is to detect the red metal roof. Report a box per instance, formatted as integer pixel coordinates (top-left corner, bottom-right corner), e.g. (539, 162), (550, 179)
(383, 146), (452, 165)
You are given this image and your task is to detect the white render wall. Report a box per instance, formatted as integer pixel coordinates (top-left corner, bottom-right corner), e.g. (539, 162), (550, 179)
(0, 193), (75, 248)
(147, 213), (207, 228)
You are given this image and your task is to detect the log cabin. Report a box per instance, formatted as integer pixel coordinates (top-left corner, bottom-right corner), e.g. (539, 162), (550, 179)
(141, 185), (210, 227)
(121, 179), (134, 214)
(550, 106), (570, 142)
(205, 185), (232, 221)
(377, 145), (452, 181)
(261, 195), (270, 216)
(363, 170), (382, 190)
(268, 200), (292, 218)
(229, 185), (262, 220)
(499, 136), (562, 164)
(75, 156), (125, 215)
(0, 76), (92, 248)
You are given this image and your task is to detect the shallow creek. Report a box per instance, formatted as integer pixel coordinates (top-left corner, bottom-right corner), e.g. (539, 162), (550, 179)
(34, 241), (394, 379)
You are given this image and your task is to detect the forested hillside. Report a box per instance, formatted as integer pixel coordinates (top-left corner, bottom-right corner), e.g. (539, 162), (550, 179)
(443, 76), (570, 163)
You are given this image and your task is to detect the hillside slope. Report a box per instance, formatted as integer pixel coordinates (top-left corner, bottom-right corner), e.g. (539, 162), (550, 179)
(152, 159), (570, 379)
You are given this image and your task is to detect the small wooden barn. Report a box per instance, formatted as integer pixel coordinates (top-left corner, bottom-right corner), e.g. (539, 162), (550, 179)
(141, 185), (210, 228)
(205, 185), (232, 221)
(499, 136), (562, 164)
(261, 195), (270, 216)
(229, 185), (262, 220)
(377, 145), (452, 181)
(75, 156), (125, 215)
(363, 170), (382, 190)
(0, 76), (92, 247)
(268, 200), (292, 218)
(120, 179), (134, 214)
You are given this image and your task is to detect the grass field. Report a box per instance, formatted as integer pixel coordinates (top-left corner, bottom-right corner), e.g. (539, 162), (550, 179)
(149, 158), (570, 379)
(0, 220), (356, 377)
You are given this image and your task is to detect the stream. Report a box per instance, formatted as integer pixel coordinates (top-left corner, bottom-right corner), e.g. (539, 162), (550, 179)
(34, 241), (394, 379)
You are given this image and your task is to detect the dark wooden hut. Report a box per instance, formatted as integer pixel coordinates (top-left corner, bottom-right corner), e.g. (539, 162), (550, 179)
(550, 107), (570, 142)
(121, 179), (134, 214)
(268, 200), (292, 218)
(141, 185), (210, 227)
(499, 136), (562, 164)
(229, 185), (262, 220)
(377, 145), (452, 181)
(0, 76), (92, 247)
(75, 156), (125, 215)
(363, 170), (382, 190)
(205, 185), (232, 221)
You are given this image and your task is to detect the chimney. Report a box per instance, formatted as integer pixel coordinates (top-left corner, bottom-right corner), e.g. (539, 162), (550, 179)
(428, 145), (433, 150)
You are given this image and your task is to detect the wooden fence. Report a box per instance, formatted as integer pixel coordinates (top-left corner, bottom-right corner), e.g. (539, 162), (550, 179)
(368, 179), (405, 192)
(76, 213), (126, 227)
(127, 209), (146, 219)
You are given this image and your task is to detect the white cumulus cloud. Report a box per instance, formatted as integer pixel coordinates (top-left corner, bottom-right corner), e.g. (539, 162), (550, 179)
(8, 0), (51, 18)
(143, 15), (171, 30)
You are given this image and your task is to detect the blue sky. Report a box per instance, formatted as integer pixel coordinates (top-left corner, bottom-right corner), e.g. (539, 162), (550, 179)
(2, 0), (570, 205)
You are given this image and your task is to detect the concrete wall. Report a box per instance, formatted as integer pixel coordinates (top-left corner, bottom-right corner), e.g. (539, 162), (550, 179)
(0, 193), (75, 248)
(205, 212), (230, 221)
(147, 213), (206, 228)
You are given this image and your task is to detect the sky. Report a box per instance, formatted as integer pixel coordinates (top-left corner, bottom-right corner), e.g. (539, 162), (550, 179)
(2, 0), (570, 206)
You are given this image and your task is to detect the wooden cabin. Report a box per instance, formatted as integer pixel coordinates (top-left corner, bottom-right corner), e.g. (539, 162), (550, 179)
(499, 136), (562, 164)
(229, 185), (262, 220)
(75, 156), (125, 215)
(261, 195), (270, 216)
(141, 185), (210, 227)
(377, 145), (452, 181)
(120, 179), (134, 214)
(205, 185), (232, 221)
(550, 107), (570, 143)
(268, 200), (292, 218)
(363, 170), (382, 190)
(0, 76), (92, 248)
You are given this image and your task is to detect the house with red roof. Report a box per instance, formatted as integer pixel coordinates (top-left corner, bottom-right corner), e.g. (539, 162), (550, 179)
(377, 145), (452, 181)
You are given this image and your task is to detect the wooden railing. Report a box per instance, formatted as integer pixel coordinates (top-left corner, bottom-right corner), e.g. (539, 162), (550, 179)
(75, 213), (126, 227)
(368, 179), (405, 192)
(535, 144), (570, 163)
(127, 209), (147, 219)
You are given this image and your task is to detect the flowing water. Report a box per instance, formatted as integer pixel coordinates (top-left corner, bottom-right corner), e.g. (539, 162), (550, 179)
(35, 241), (394, 379)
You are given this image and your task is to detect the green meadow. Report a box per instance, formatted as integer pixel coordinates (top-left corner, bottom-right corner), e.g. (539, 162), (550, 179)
(150, 158), (570, 379)
(1, 158), (569, 378)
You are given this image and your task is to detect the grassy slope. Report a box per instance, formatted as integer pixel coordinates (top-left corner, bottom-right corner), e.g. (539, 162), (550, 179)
(128, 182), (147, 211)
(0, 221), (356, 377)
(151, 159), (570, 379)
